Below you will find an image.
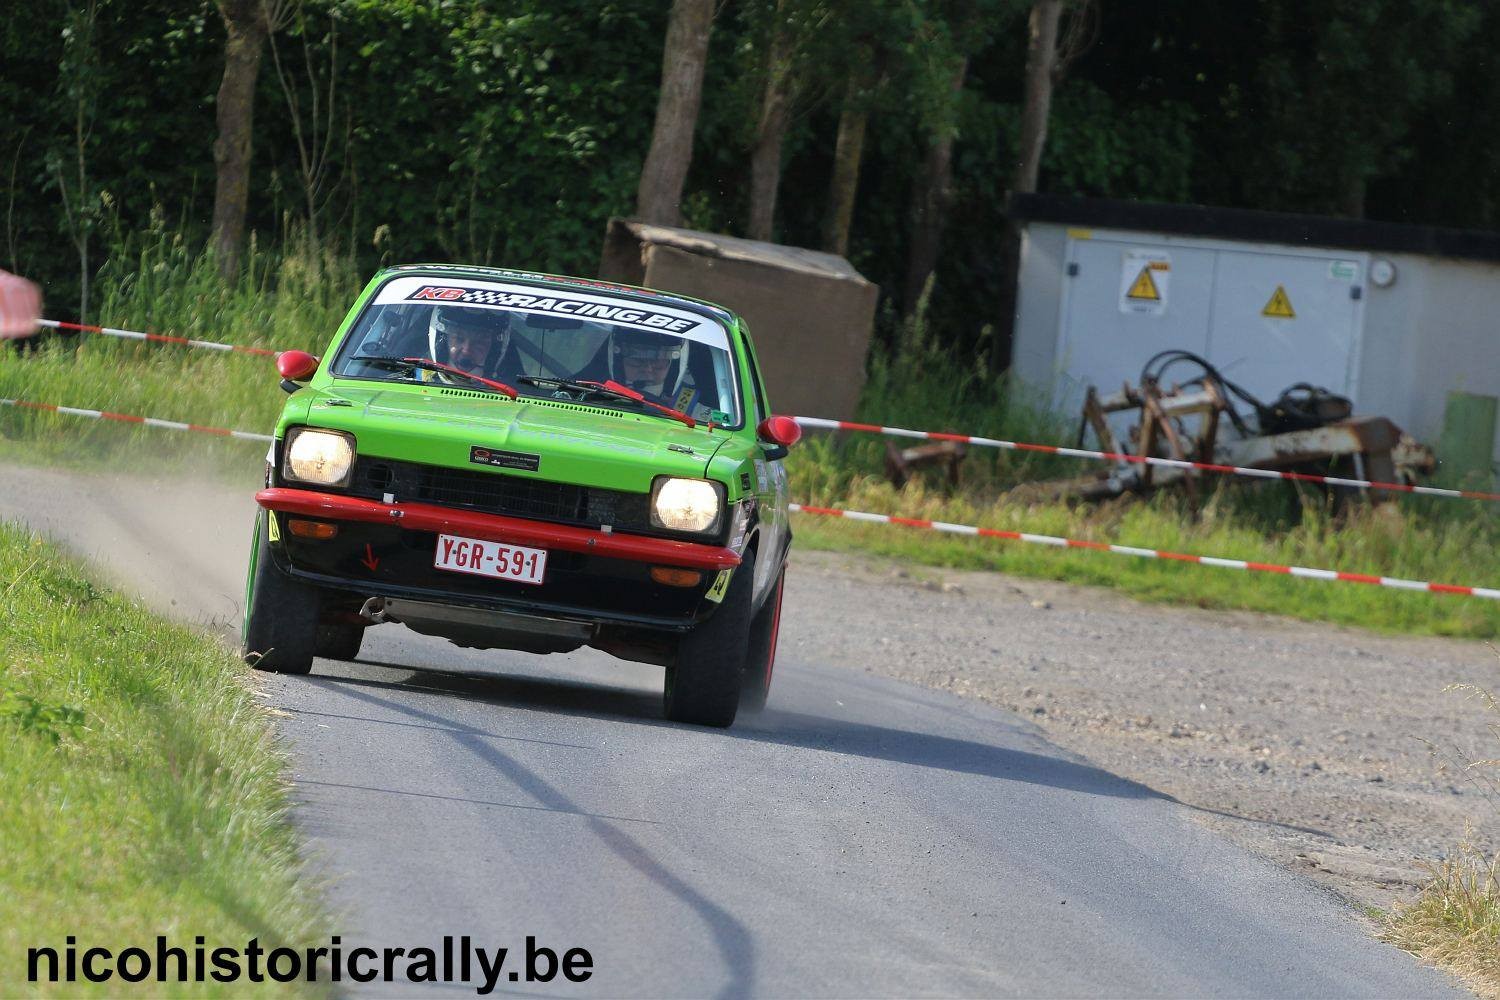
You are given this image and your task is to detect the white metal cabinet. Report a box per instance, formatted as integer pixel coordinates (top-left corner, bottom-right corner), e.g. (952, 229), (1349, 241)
(1053, 231), (1367, 412)
(1205, 249), (1365, 400)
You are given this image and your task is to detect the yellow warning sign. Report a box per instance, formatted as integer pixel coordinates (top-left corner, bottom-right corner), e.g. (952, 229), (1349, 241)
(1120, 250), (1169, 315)
(1262, 285), (1295, 318)
(1126, 266), (1160, 301)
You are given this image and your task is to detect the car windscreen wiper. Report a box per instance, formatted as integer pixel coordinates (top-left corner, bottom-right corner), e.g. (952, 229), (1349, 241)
(350, 356), (518, 399)
(576, 379), (697, 428)
(516, 376), (696, 428)
(516, 375), (605, 396)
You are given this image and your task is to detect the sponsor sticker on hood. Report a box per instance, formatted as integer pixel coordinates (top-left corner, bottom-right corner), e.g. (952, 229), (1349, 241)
(470, 446), (540, 472)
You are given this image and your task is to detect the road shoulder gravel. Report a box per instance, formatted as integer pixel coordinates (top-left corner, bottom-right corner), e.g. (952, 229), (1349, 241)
(781, 547), (1500, 916)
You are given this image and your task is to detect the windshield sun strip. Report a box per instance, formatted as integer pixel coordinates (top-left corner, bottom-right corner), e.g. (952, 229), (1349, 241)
(329, 277), (748, 429)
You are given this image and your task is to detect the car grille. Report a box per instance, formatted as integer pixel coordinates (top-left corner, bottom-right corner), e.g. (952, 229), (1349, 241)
(347, 458), (652, 531)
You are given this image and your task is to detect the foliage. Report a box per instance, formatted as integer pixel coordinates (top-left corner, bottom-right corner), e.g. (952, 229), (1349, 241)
(6, 0), (1492, 357)
(0, 687), (85, 745)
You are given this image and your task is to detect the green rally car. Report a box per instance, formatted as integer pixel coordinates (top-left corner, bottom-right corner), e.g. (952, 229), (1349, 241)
(242, 264), (800, 728)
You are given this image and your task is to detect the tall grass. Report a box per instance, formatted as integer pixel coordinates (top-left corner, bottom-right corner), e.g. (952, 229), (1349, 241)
(802, 303), (1082, 495)
(94, 205), (362, 355)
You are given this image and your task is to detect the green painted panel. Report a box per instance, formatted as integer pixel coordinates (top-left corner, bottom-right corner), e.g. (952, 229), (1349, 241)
(1438, 391), (1498, 489)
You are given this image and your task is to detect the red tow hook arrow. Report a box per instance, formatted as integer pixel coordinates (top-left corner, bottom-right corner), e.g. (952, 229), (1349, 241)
(360, 544), (380, 571)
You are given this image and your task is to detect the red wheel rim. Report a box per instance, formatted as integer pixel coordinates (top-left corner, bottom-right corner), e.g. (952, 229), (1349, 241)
(763, 575), (784, 690)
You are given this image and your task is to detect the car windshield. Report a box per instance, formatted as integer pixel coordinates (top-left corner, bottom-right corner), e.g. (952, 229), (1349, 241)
(331, 275), (742, 426)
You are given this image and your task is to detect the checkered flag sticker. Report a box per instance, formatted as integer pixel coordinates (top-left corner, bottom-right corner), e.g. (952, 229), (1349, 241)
(456, 289), (508, 306)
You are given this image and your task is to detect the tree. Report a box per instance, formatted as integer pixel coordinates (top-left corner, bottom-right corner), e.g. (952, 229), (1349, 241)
(820, 53), (876, 256)
(635, 0), (714, 227)
(1231, 0), (1477, 218)
(901, 0), (980, 315)
(818, 2), (915, 256)
(210, 0), (291, 279)
(52, 0), (103, 323)
(746, 0), (799, 241)
(267, 1), (347, 253)
(1012, 1), (1059, 194)
(746, 0), (842, 242)
(987, 0), (1095, 365)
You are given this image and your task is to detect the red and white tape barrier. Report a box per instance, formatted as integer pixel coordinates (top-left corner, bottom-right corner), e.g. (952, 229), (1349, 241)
(793, 416), (1500, 503)
(3, 393), (1489, 601)
(789, 502), (1500, 602)
(27, 315), (1492, 504)
(36, 318), (278, 357)
(0, 397), (272, 442)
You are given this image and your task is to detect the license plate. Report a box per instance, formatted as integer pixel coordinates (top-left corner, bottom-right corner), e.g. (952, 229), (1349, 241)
(433, 534), (546, 585)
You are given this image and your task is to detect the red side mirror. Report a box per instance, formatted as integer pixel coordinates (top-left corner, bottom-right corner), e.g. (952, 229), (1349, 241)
(276, 350), (319, 381)
(757, 415), (802, 449)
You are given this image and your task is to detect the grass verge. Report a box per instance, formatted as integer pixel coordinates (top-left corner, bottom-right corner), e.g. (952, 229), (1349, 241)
(0, 521), (325, 996)
(789, 468), (1500, 639)
(1386, 684), (1500, 997)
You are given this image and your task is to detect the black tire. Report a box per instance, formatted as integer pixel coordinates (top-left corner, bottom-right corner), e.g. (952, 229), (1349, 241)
(315, 622), (365, 661)
(665, 547), (757, 728)
(242, 510), (321, 675)
(740, 566), (784, 714)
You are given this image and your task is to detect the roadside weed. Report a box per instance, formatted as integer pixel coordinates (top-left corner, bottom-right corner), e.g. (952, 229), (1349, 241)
(1387, 677), (1500, 996)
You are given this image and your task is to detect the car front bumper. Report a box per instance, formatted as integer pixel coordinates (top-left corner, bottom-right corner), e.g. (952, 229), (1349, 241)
(255, 487), (739, 631)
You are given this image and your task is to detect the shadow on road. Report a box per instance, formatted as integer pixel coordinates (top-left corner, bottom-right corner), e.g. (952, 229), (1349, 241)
(310, 659), (1164, 803)
(304, 658), (1336, 843)
(311, 669), (757, 1000)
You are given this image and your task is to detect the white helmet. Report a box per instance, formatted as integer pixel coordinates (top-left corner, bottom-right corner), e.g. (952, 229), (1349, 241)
(610, 326), (688, 398)
(430, 306), (510, 367)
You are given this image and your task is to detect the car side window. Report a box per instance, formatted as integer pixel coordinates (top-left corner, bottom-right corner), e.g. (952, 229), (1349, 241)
(739, 326), (770, 424)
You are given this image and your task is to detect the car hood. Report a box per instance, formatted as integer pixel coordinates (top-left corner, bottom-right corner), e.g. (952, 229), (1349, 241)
(296, 383), (729, 492)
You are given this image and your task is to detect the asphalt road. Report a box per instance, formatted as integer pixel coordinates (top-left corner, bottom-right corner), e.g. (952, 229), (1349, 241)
(0, 464), (1467, 998)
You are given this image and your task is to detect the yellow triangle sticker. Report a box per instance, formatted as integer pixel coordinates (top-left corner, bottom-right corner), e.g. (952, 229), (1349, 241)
(1126, 266), (1160, 301)
(1262, 285), (1295, 318)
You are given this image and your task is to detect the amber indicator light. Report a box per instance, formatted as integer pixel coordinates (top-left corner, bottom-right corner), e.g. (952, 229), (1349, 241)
(650, 567), (702, 587)
(288, 518), (338, 539)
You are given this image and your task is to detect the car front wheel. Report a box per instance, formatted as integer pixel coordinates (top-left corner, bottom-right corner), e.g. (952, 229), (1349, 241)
(665, 548), (757, 728)
(242, 509), (321, 675)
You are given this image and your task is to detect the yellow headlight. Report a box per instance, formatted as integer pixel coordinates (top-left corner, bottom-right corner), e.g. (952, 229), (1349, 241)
(651, 478), (722, 533)
(285, 429), (355, 486)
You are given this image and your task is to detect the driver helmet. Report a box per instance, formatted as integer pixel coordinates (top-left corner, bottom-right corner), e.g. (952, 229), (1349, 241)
(611, 326), (687, 398)
(431, 306), (511, 375)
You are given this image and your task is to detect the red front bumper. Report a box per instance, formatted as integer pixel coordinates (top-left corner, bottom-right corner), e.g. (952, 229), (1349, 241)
(255, 488), (740, 571)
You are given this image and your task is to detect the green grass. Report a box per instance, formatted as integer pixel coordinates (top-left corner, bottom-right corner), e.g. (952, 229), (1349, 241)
(6, 226), (1499, 637)
(0, 522), (326, 996)
(790, 482), (1500, 638)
